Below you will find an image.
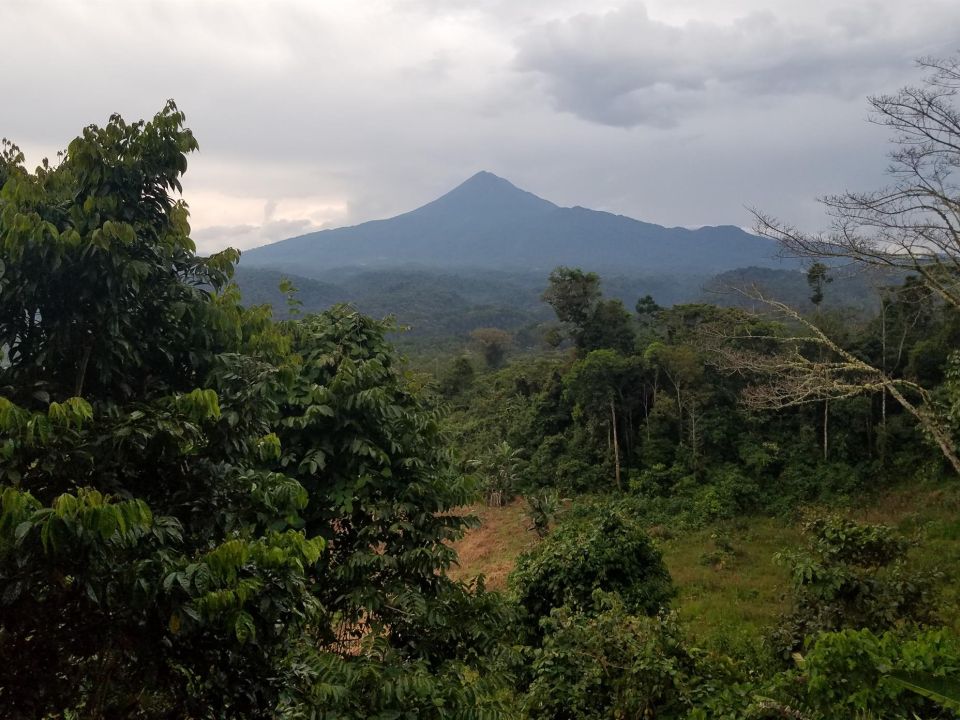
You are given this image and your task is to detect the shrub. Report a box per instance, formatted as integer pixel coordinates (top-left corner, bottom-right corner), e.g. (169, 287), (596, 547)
(509, 502), (674, 627)
(628, 462), (687, 497)
(801, 628), (960, 719)
(523, 593), (692, 720)
(771, 515), (940, 657)
(699, 530), (737, 569)
(474, 441), (524, 507)
(706, 464), (760, 517)
(526, 432), (603, 493)
(525, 489), (559, 538)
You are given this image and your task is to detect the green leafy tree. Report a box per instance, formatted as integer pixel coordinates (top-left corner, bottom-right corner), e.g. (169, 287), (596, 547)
(645, 341), (710, 462)
(806, 263), (832, 308)
(0, 104), (514, 719)
(0, 104), (238, 404)
(541, 266), (601, 332)
(524, 488), (559, 538)
(470, 326), (513, 368)
(542, 268), (636, 353)
(472, 440), (524, 507)
(0, 102), (323, 718)
(580, 298), (636, 354)
(636, 293), (662, 319)
(564, 350), (645, 489)
(752, 54), (960, 476)
(439, 355), (475, 397)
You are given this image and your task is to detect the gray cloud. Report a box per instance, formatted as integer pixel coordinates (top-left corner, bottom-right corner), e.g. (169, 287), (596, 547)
(2, 0), (956, 252)
(515, 2), (960, 127)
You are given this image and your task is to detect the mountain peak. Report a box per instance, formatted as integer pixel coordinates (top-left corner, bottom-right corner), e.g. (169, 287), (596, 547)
(460, 170), (512, 186)
(448, 170), (535, 196)
(241, 172), (783, 275)
(415, 171), (557, 219)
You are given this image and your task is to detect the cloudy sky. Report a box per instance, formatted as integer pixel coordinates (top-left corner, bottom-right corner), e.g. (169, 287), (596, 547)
(4, 0), (958, 253)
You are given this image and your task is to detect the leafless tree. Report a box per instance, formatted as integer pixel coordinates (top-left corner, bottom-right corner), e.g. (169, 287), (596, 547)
(706, 289), (960, 476)
(729, 54), (960, 475)
(754, 55), (960, 310)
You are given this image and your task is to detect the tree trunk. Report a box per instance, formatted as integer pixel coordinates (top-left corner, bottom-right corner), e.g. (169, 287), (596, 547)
(643, 394), (651, 443)
(886, 382), (960, 477)
(725, 291), (960, 478)
(881, 298), (887, 439)
(823, 399), (829, 461)
(75, 343), (92, 398)
(610, 398), (621, 491)
(644, 379), (655, 443)
(675, 385), (683, 445)
(689, 403), (698, 464)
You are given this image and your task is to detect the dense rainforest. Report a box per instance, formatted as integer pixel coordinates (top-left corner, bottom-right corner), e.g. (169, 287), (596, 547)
(3, 57), (960, 718)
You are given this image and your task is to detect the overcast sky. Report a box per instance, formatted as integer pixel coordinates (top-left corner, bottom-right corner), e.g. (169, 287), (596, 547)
(4, 0), (958, 254)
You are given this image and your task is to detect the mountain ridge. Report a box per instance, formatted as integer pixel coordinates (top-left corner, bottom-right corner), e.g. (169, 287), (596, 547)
(240, 171), (788, 275)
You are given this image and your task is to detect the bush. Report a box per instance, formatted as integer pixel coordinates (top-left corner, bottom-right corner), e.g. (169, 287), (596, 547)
(474, 441), (524, 507)
(706, 464), (761, 517)
(525, 489), (559, 538)
(628, 462), (688, 497)
(770, 460), (864, 515)
(523, 593), (692, 720)
(699, 530), (737, 569)
(771, 515), (940, 657)
(686, 626), (960, 719)
(526, 432), (603, 493)
(801, 628), (960, 719)
(509, 502), (674, 628)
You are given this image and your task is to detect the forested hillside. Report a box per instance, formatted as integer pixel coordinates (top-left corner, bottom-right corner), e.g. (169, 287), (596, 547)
(233, 265), (717, 344)
(234, 263), (881, 349)
(4, 55), (960, 719)
(235, 166), (803, 346)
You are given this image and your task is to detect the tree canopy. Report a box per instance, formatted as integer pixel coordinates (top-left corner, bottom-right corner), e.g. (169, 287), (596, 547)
(0, 103), (512, 719)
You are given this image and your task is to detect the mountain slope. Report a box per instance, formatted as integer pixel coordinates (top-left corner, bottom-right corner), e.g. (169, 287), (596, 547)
(240, 171), (786, 275)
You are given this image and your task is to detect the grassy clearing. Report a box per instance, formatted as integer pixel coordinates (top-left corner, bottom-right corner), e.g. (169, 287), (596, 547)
(450, 481), (960, 646)
(658, 518), (800, 646)
(449, 499), (539, 590)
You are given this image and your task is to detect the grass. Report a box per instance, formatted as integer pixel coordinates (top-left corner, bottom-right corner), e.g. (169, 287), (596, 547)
(659, 517), (800, 645)
(450, 480), (960, 646)
(449, 498), (539, 590)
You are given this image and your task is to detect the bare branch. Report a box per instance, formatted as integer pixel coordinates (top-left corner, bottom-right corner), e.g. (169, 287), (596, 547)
(706, 286), (960, 476)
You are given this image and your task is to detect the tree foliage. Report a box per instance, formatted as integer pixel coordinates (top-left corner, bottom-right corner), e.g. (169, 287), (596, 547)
(542, 266), (635, 353)
(510, 502), (674, 629)
(771, 515), (940, 657)
(470, 327), (513, 368)
(523, 594), (692, 720)
(0, 104), (512, 718)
